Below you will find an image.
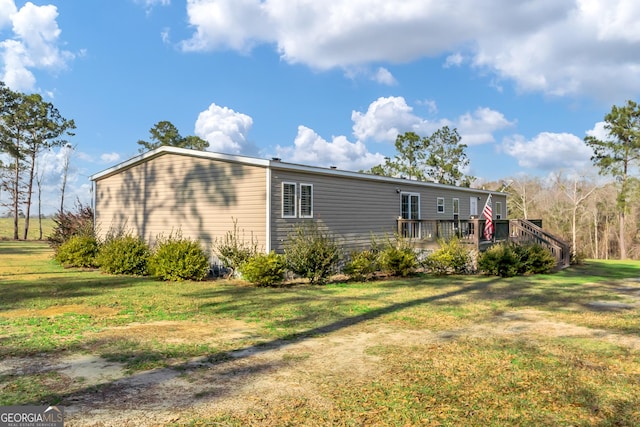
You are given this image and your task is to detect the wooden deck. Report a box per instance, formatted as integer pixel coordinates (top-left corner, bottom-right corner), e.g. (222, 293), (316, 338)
(397, 218), (571, 268)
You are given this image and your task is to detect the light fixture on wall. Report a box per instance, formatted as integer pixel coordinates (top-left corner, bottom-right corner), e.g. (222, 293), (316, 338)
(396, 188), (401, 194)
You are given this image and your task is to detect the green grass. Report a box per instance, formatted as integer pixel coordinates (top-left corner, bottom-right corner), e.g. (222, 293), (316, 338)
(0, 217), (55, 241)
(1, 241), (640, 425)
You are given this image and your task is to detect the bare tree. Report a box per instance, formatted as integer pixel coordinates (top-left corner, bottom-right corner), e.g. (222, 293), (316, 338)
(556, 173), (598, 259)
(506, 175), (543, 220)
(59, 144), (74, 213)
(35, 157), (45, 240)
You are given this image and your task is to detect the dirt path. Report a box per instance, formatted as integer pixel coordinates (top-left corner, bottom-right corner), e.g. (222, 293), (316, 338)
(3, 306), (639, 427)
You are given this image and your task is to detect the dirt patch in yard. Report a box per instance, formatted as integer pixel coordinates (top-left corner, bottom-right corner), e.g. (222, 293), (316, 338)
(2, 306), (638, 427)
(0, 304), (120, 319)
(92, 319), (260, 345)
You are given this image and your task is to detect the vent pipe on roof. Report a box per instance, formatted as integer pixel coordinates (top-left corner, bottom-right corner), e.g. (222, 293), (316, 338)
(272, 157), (281, 162)
(330, 166), (337, 169)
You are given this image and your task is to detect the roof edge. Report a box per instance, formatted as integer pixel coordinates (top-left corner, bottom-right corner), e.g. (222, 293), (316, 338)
(90, 146), (505, 196)
(89, 146), (270, 181)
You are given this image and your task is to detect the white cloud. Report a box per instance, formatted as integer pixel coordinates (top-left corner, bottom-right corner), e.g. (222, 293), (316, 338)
(416, 99), (438, 114)
(456, 107), (515, 145)
(585, 121), (609, 140)
(276, 125), (385, 171)
(181, 0), (274, 52)
(351, 96), (434, 142)
(100, 152), (121, 163)
(137, 0), (171, 7)
(372, 67), (397, 85)
(351, 96), (513, 146)
(180, 0), (640, 100)
(502, 132), (594, 170)
(444, 53), (464, 68)
(0, 0), (17, 29)
(0, 1), (74, 91)
(194, 103), (254, 154)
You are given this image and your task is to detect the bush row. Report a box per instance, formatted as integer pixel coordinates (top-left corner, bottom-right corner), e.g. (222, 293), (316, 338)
(51, 207), (558, 285)
(215, 222), (559, 287)
(54, 231), (210, 281)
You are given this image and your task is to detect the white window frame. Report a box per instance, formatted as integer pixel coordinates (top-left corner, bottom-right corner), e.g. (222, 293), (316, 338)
(299, 183), (313, 218)
(452, 198), (460, 216)
(282, 182), (297, 218)
(495, 201), (502, 219)
(437, 197), (445, 214)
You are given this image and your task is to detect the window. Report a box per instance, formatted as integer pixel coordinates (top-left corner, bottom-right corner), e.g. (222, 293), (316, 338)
(437, 197), (445, 213)
(300, 184), (313, 218)
(282, 182), (296, 218)
(495, 201), (502, 219)
(453, 198), (460, 216)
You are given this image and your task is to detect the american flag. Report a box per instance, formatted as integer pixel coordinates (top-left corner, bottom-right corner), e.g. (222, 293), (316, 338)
(483, 194), (494, 240)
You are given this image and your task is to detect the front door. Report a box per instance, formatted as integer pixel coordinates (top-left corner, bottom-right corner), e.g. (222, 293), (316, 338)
(401, 193), (420, 238)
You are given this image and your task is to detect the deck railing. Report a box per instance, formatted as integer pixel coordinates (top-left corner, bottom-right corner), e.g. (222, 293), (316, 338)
(396, 218), (570, 268)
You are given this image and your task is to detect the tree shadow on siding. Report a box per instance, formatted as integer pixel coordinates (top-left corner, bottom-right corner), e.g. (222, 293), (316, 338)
(104, 154), (247, 247)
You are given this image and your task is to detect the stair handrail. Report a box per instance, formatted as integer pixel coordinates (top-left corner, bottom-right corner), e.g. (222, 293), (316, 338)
(510, 219), (571, 268)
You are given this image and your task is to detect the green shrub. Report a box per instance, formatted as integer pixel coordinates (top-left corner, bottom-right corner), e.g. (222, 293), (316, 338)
(97, 234), (150, 275)
(284, 222), (342, 285)
(55, 234), (99, 268)
(149, 233), (210, 281)
(478, 243), (556, 277)
(478, 244), (520, 277)
(213, 218), (259, 277)
(423, 238), (473, 275)
(344, 249), (380, 281)
(379, 238), (416, 277)
(240, 251), (287, 286)
(521, 243), (557, 274)
(48, 202), (94, 252)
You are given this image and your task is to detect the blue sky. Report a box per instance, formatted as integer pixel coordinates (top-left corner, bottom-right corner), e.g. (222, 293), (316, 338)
(1, 0), (639, 214)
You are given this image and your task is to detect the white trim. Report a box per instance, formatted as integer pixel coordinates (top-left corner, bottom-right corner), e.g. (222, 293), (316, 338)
(282, 182), (297, 218)
(265, 167), (272, 253)
(299, 183), (313, 218)
(90, 146), (270, 181)
(452, 198), (460, 216)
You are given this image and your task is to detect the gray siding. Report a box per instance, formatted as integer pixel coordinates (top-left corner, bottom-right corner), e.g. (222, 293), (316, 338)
(270, 168), (506, 251)
(94, 152), (267, 251)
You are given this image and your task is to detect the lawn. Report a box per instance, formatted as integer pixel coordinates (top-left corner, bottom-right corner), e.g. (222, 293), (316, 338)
(0, 216), (55, 241)
(1, 241), (640, 426)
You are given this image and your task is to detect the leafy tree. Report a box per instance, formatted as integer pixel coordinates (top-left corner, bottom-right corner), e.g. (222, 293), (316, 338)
(137, 120), (209, 153)
(367, 127), (474, 186)
(21, 94), (75, 239)
(584, 100), (640, 259)
(0, 86), (75, 239)
(425, 126), (474, 186)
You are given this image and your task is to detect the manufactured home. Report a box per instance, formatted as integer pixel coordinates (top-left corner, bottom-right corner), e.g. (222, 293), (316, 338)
(90, 146), (511, 255)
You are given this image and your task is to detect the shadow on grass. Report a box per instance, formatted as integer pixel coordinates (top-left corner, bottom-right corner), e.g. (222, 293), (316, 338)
(0, 275), (151, 310)
(0, 240), (53, 254)
(6, 278), (503, 408)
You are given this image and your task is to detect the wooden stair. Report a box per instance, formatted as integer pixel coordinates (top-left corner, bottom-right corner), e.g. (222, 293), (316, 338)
(509, 219), (571, 269)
